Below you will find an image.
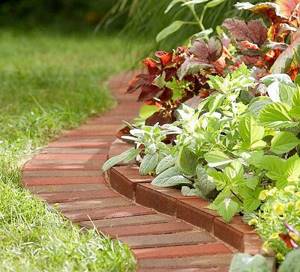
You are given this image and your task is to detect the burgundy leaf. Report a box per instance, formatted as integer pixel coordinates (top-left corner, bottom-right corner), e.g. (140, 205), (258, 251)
(223, 19), (267, 46)
(138, 85), (162, 102)
(208, 37), (223, 61)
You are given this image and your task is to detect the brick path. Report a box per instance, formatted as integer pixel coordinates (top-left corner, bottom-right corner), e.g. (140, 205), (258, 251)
(22, 73), (235, 271)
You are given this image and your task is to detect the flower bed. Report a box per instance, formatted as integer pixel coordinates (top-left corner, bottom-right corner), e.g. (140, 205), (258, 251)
(103, 1), (300, 269)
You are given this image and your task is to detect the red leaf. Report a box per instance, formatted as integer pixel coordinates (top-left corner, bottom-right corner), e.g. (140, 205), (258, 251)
(207, 37), (223, 61)
(223, 19), (267, 46)
(189, 39), (209, 62)
(143, 58), (160, 74)
(145, 110), (175, 125)
(127, 74), (155, 94)
(155, 51), (173, 66)
(159, 87), (173, 101)
(138, 85), (162, 102)
(279, 233), (294, 248)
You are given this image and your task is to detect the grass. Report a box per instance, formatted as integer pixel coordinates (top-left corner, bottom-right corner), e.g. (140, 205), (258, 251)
(0, 29), (140, 271)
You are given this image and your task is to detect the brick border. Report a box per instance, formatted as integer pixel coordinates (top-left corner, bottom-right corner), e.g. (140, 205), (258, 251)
(107, 148), (262, 254)
(21, 72), (268, 271)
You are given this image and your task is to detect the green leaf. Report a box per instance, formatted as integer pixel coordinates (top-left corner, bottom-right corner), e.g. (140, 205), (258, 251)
(195, 164), (216, 198)
(139, 105), (159, 120)
(279, 249), (300, 272)
(182, 0), (209, 6)
(152, 166), (192, 187)
(216, 198), (239, 222)
(181, 186), (201, 196)
(139, 153), (159, 175)
(229, 253), (269, 272)
(239, 115), (265, 150)
(271, 131), (300, 154)
(102, 148), (139, 172)
(156, 155), (176, 175)
(156, 21), (186, 42)
(177, 146), (198, 176)
(165, 0), (185, 13)
(204, 150), (233, 168)
(259, 102), (297, 129)
(205, 0), (225, 8)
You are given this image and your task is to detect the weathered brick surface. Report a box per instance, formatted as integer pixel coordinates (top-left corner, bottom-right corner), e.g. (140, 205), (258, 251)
(21, 72), (245, 271)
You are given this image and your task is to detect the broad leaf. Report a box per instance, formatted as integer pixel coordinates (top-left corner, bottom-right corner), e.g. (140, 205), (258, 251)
(204, 150), (233, 168)
(215, 198), (239, 222)
(271, 31), (300, 74)
(102, 148), (139, 172)
(222, 19), (267, 46)
(156, 155), (176, 175)
(239, 115), (265, 150)
(139, 153), (159, 175)
(195, 164), (217, 199)
(156, 21), (186, 42)
(151, 166), (192, 187)
(177, 146), (198, 176)
(271, 131), (300, 154)
(259, 102), (297, 129)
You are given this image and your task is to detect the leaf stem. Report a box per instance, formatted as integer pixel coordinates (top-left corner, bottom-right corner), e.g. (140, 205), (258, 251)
(188, 5), (204, 31)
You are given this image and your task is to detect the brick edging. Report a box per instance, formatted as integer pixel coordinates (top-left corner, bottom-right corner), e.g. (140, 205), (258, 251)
(107, 139), (263, 254)
(21, 72), (265, 271)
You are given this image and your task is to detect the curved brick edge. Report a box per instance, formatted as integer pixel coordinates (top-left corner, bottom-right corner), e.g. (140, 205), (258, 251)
(107, 141), (262, 254)
(21, 71), (273, 271)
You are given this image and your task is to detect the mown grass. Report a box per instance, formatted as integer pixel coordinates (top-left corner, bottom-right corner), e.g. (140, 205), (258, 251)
(0, 29), (140, 271)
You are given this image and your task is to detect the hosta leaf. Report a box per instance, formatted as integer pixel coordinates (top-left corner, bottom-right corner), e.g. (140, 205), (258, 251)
(259, 102), (298, 129)
(156, 21), (186, 42)
(229, 253), (269, 272)
(215, 198), (239, 222)
(271, 131), (300, 154)
(156, 155), (176, 175)
(177, 146), (198, 176)
(204, 150), (233, 168)
(102, 148), (139, 172)
(139, 153), (159, 175)
(222, 19), (267, 46)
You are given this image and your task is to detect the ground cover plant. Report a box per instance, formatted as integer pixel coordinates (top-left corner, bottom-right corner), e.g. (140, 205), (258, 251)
(103, 0), (300, 264)
(0, 30), (138, 271)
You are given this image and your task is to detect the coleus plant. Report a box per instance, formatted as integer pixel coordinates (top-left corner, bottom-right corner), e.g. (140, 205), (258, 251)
(103, 1), (300, 260)
(122, 1), (300, 135)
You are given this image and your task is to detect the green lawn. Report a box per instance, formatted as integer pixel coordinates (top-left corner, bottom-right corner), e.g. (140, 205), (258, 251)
(0, 29), (140, 271)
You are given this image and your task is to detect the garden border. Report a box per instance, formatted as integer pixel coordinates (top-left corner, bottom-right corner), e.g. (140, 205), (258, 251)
(107, 140), (262, 254)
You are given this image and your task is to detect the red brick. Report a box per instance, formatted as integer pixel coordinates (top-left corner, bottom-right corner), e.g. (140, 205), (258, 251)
(23, 170), (101, 177)
(26, 183), (105, 193)
(102, 221), (193, 237)
(81, 214), (170, 229)
(34, 154), (107, 160)
(64, 205), (154, 222)
(177, 199), (216, 232)
(41, 147), (108, 154)
(136, 184), (177, 216)
(213, 217), (262, 253)
(38, 189), (118, 203)
(134, 243), (232, 259)
(23, 161), (103, 171)
(109, 167), (136, 199)
(57, 197), (132, 213)
(23, 176), (104, 186)
(138, 254), (232, 269)
(121, 230), (215, 249)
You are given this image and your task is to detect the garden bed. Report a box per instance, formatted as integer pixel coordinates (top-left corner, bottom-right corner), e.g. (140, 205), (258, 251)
(107, 139), (262, 254)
